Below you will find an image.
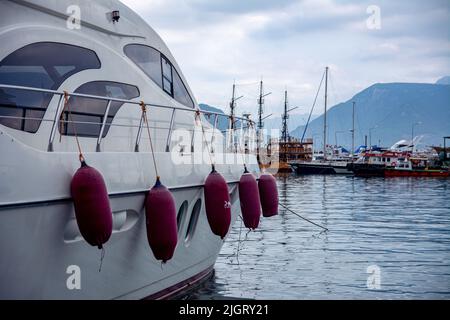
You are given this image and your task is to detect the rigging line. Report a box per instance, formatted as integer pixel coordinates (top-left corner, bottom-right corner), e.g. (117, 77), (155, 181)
(195, 110), (215, 168)
(279, 202), (328, 232)
(236, 216), (243, 266)
(62, 91), (85, 162)
(98, 246), (105, 273)
(140, 102), (159, 178)
(301, 70), (326, 143)
(328, 73), (346, 145)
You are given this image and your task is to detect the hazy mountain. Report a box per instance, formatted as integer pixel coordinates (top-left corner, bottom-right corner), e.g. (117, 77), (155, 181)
(290, 82), (450, 150)
(436, 76), (450, 85)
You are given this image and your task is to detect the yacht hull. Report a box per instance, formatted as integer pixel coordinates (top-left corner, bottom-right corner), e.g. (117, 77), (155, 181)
(0, 186), (241, 299)
(0, 132), (245, 299)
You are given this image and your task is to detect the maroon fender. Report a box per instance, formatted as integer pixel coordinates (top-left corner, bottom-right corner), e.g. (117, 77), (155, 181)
(70, 161), (113, 249)
(204, 169), (231, 239)
(239, 172), (261, 229)
(258, 173), (279, 217)
(145, 178), (178, 263)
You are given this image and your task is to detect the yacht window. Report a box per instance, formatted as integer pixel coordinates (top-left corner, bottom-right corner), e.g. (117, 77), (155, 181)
(0, 42), (101, 133)
(162, 56), (172, 83)
(185, 199), (202, 243)
(177, 201), (188, 232)
(59, 81), (139, 137)
(173, 69), (194, 108)
(124, 44), (194, 108)
(123, 44), (162, 87)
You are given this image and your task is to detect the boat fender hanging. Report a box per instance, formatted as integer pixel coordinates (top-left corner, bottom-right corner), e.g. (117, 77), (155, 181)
(239, 169), (261, 229)
(70, 160), (113, 249)
(204, 166), (231, 239)
(258, 173), (279, 217)
(145, 177), (178, 263)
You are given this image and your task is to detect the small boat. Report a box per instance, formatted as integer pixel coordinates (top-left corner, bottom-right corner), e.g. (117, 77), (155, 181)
(384, 157), (449, 177)
(349, 151), (409, 177)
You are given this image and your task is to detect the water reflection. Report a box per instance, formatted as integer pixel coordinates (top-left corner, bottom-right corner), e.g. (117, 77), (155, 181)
(191, 175), (450, 299)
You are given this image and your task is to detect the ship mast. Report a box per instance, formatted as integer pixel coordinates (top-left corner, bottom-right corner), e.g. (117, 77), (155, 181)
(351, 101), (355, 160)
(230, 82), (236, 130)
(323, 66), (329, 161)
(228, 82), (243, 151)
(281, 90), (289, 143)
(258, 80), (264, 132)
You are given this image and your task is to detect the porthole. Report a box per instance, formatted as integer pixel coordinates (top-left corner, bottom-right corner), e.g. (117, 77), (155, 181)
(177, 200), (188, 232)
(185, 199), (201, 243)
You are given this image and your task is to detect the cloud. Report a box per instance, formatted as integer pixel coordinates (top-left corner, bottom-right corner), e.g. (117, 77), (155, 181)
(119, 0), (450, 118)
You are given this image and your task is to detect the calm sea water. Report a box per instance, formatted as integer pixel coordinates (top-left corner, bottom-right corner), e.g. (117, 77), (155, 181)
(188, 175), (450, 299)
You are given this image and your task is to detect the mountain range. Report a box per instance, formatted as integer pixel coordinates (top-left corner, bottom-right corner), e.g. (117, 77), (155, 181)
(291, 81), (450, 149)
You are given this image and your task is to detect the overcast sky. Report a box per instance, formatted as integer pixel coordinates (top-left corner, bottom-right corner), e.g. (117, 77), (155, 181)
(120, 0), (450, 118)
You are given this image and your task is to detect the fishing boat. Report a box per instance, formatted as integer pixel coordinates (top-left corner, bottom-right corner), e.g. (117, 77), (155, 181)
(0, 0), (262, 299)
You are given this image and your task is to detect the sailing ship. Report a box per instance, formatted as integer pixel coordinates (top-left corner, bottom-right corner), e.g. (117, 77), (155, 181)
(260, 90), (313, 173)
(290, 67), (354, 175)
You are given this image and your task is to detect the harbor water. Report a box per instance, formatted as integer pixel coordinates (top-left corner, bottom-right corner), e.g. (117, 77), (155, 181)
(188, 175), (450, 299)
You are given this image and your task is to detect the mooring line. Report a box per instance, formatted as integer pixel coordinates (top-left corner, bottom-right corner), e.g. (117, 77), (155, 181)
(279, 203), (329, 232)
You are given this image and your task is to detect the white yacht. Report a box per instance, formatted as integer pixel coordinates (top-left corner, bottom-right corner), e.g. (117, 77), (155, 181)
(0, 0), (259, 299)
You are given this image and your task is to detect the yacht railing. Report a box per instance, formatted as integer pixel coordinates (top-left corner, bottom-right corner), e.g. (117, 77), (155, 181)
(0, 84), (257, 153)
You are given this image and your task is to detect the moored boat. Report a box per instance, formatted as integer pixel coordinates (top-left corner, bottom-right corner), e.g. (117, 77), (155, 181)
(384, 157), (449, 177)
(291, 160), (352, 175)
(349, 151), (409, 177)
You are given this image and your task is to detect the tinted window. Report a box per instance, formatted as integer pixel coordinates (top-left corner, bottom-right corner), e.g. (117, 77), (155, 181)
(177, 201), (188, 232)
(173, 69), (194, 108)
(161, 56), (172, 82)
(185, 199), (201, 243)
(124, 44), (194, 108)
(123, 44), (162, 87)
(60, 81), (139, 138)
(0, 42), (101, 133)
